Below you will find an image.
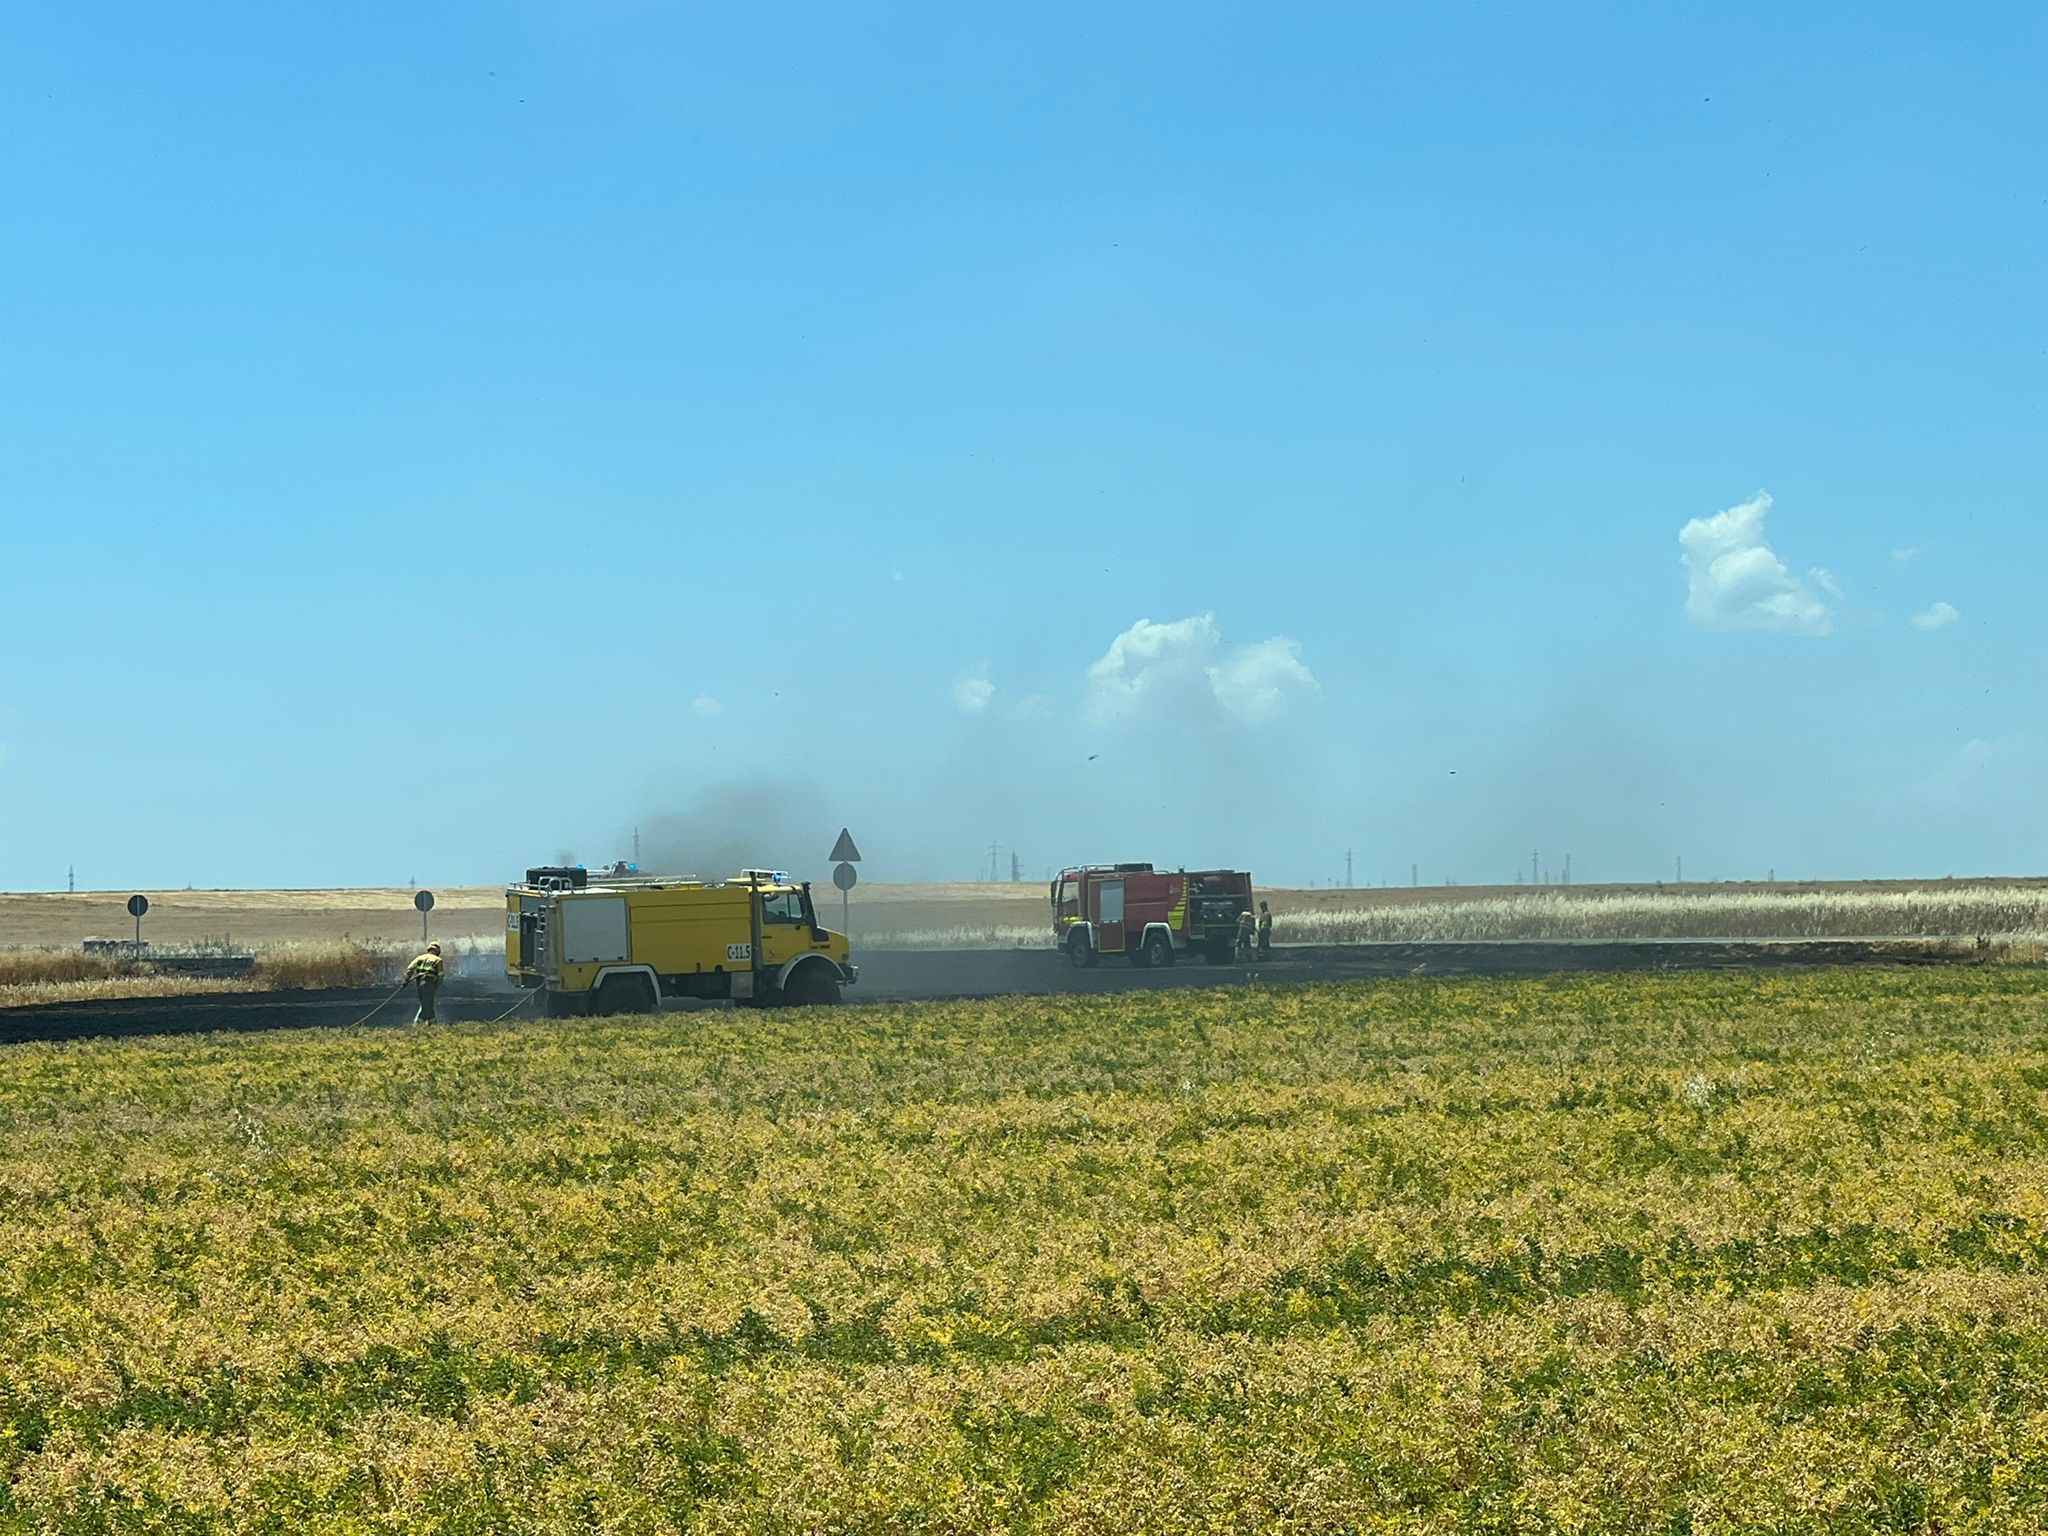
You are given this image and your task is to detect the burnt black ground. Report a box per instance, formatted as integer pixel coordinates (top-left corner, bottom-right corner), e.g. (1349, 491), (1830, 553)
(0, 940), (1980, 1045)
(853, 937), (1971, 1001)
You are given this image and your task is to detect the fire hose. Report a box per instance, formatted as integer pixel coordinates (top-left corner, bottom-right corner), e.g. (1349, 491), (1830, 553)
(336, 971), (537, 1030)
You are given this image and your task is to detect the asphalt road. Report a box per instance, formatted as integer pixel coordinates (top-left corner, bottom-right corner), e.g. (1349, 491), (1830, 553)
(0, 939), (1981, 1046)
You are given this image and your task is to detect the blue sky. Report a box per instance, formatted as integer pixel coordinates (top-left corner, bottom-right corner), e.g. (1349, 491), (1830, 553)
(2, 1), (2042, 891)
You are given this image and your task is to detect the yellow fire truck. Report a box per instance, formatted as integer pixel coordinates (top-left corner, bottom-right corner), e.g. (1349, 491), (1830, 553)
(506, 866), (856, 1014)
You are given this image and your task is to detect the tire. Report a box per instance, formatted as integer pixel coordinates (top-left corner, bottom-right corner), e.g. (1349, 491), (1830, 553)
(592, 974), (658, 1016)
(1066, 930), (1097, 969)
(782, 964), (841, 1008)
(1142, 931), (1175, 968)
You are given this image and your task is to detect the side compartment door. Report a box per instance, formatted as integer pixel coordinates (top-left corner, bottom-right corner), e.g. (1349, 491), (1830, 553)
(1096, 879), (1126, 954)
(561, 897), (630, 965)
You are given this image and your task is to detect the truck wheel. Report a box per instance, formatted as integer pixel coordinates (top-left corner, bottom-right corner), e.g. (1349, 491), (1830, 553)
(1142, 931), (1175, 968)
(593, 975), (657, 1016)
(783, 965), (841, 1007)
(1066, 930), (1097, 969)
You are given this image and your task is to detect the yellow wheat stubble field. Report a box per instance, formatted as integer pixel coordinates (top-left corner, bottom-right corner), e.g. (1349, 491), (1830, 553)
(4, 969), (2048, 1530)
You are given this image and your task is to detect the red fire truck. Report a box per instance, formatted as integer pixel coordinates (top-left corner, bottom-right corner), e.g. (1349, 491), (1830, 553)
(1051, 863), (1255, 967)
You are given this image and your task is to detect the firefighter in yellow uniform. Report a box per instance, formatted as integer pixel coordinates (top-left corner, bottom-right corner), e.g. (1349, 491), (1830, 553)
(1256, 901), (1273, 959)
(406, 942), (444, 1024)
(1235, 907), (1257, 960)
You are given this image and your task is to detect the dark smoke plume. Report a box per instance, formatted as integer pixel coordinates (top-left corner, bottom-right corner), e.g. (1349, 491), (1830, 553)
(633, 779), (832, 881)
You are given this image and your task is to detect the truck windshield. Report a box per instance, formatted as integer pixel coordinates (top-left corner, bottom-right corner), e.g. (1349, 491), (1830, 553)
(761, 890), (806, 923)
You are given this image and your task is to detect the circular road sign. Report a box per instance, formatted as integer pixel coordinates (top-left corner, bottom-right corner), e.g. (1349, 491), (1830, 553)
(414, 890), (435, 912)
(126, 894), (149, 918)
(832, 862), (858, 893)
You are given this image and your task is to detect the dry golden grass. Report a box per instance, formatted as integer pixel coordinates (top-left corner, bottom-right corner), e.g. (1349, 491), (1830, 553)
(4, 878), (2042, 993)
(0, 887), (508, 949)
(871, 885), (2048, 951)
(9, 876), (2043, 951)
(0, 976), (254, 1009)
(0, 938), (509, 1010)
(248, 940), (400, 991)
(0, 939), (508, 1008)
(0, 949), (131, 987)
(0, 949), (258, 1010)
(842, 877), (2048, 944)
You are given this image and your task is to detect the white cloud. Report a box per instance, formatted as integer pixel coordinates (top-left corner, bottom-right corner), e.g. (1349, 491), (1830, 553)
(1085, 615), (1219, 723)
(1208, 637), (1318, 723)
(953, 669), (995, 714)
(889, 567), (905, 583)
(1678, 491), (1833, 636)
(1084, 614), (1318, 726)
(1910, 600), (1960, 631)
(953, 666), (1049, 721)
(1891, 546), (1923, 564)
(692, 694), (724, 716)
(1810, 566), (1843, 600)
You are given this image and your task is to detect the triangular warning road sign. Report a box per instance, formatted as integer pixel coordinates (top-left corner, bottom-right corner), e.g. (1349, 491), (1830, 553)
(829, 828), (862, 863)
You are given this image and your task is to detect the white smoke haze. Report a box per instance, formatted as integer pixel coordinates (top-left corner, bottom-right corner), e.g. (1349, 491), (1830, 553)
(1915, 736), (2048, 869)
(691, 695), (725, 716)
(1910, 601), (1960, 631)
(1084, 614), (1318, 726)
(1678, 492), (1833, 636)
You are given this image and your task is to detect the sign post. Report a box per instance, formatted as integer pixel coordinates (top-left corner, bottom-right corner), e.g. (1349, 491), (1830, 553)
(126, 894), (149, 948)
(832, 860), (858, 942)
(415, 889), (435, 945)
(828, 828), (862, 944)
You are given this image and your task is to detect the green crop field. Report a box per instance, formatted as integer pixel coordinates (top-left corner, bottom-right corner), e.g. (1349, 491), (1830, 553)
(5, 971), (2048, 1532)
